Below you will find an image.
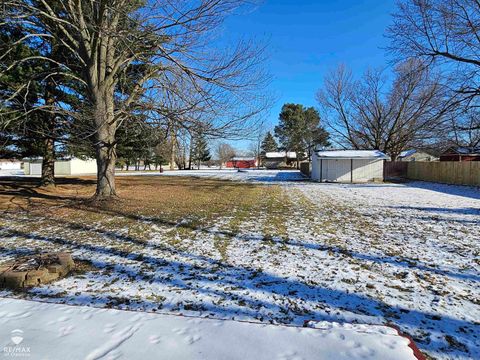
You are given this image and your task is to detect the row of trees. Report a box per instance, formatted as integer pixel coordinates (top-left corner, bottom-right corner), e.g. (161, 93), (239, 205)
(0, 0), (268, 199)
(114, 124), (211, 171)
(317, 0), (480, 159)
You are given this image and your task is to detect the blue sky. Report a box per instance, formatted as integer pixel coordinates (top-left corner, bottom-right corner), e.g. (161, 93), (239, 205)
(222, 0), (396, 150)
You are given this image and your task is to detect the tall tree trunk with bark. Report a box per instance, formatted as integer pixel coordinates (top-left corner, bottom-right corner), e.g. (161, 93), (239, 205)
(41, 135), (55, 186)
(93, 90), (117, 200)
(41, 80), (56, 186)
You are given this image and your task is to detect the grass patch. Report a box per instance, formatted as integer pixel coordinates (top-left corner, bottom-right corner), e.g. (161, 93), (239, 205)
(0, 175), (266, 229)
(262, 186), (291, 245)
(0, 175), (272, 263)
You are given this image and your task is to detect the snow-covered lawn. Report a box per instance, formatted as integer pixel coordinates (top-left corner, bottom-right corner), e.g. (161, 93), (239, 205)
(155, 168), (307, 182)
(0, 173), (478, 359)
(0, 169), (24, 176)
(0, 298), (419, 360)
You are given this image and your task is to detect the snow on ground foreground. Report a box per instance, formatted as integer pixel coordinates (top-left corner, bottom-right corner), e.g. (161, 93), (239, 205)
(0, 298), (419, 360)
(0, 169), (24, 176)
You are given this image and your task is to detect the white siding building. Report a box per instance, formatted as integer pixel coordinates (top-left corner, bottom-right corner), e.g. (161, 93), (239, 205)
(397, 149), (438, 162)
(0, 159), (22, 170)
(311, 150), (389, 183)
(24, 158), (97, 176)
(263, 151), (297, 169)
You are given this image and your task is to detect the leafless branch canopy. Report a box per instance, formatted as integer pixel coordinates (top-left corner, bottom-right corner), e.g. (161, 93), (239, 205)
(387, 0), (480, 102)
(317, 60), (453, 158)
(1, 0), (270, 138)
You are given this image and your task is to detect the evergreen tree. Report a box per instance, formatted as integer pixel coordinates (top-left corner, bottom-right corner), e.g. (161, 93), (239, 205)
(260, 131), (278, 155)
(191, 133), (211, 169)
(304, 107), (331, 159)
(0, 14), (83, 185)
(115, 121), (165, 171)
(0, 23), (50, 165)
(274, 104), (330, 165)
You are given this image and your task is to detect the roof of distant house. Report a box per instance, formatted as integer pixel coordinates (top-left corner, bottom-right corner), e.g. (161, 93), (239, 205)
(0, 159), (21, 163)
(399, 149), (437, 159)
(230, 157), (256, 161)
(315, 150), (390, 160)
(445, 146), (480, 155)
(398, 149), (417, 158)
(265, 151), (297, 159)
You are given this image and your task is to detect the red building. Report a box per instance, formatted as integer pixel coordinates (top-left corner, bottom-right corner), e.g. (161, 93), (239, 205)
(225, 157), (257, 169)
(439, 147), (480, 161)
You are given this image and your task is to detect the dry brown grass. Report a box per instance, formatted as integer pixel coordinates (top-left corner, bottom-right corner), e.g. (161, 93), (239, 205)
(0, 175), (266, 233)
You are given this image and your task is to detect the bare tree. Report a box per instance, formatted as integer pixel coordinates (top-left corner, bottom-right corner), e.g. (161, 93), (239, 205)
(317, 60), (451, 159)
(448, 106), (480, 148)
(387, 0), (480, 130)
(175, 128), (191, 170)
(1, 0), (269, 200)
(249, 122), (267, 169)
(248, 141), (260, 169)
(216, 143), (236, 169)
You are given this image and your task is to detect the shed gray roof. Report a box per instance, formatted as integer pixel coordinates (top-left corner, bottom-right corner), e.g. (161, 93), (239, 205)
(315, 150), (389, 160)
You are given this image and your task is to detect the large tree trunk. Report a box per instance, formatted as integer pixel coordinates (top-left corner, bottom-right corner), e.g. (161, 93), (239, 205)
(41, 79), (56, 186)
(41, 136), (55, 186)
(93, 93), (117, 200)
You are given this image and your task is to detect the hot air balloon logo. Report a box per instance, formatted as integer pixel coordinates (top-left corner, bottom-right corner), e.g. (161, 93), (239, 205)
(11, 329), (23, 345)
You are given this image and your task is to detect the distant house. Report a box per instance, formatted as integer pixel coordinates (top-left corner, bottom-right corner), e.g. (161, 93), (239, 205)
(24, 157), (97, 175)
(263, 152), (297, 169)
(225, 157), (257, 169)
(397, 149), (437, 162)
(439, 147), (480, 161)
(311, 150), (389, 183)
(0, 159), (22, 170)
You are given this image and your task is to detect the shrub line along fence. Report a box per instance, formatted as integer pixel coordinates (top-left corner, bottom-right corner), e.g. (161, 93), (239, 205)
(384, 161), (480, 186)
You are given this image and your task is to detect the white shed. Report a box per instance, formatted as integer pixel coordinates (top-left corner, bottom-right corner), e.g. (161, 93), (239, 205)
(0, 159), (22, 170)
(24, 157), (97, 176)
(311, 150), (389, 183)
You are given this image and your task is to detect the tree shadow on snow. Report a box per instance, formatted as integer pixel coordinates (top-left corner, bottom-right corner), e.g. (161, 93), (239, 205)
(0, 221), (478, 358)
(404, 181), (480, 201)
(25, 206), (478, 284)
(386, 205), (480, 217)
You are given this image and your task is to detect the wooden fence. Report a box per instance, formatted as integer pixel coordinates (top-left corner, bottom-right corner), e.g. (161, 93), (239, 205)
(384, 161), (408, 180)
(407, 161), (480, 186)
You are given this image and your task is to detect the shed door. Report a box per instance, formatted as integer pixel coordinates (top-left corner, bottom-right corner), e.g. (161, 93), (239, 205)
(30, 162), (42, 175)
(352, 159), (382, 182)
(324, 159), (351, 182)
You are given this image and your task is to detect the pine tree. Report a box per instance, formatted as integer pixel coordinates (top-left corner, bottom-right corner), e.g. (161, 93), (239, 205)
(274, 104), (330, 165)
(115, 122), (165, 171)
(274, 104), (308, 166)
(260, 131), (278, 155)
(191, 133), (211, 169)
(0, 15), (83, 186)
(304, 107), (331, 159)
